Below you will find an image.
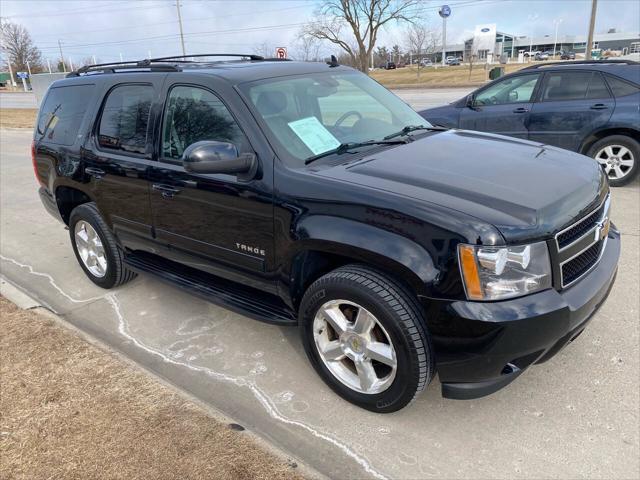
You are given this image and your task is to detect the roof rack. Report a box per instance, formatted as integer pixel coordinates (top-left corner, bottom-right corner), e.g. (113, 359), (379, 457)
(66, 53), (289, 77)
(522, 59), (639, 70)
(149, 53), (265, 62)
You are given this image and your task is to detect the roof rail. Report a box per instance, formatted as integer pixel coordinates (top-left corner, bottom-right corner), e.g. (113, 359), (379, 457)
(522, 59), (639, 70)
(67, 59), (181, 77)
(149, 53), (265, 62)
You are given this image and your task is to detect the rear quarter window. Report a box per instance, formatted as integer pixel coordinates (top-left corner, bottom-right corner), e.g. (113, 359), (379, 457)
(36, 84), (95, 146)
(605, 75), (640, 98)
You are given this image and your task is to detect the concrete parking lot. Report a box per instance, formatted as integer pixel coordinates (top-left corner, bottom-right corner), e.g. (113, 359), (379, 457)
(0, 92), (38, 109)
(1, 122), (638, 478)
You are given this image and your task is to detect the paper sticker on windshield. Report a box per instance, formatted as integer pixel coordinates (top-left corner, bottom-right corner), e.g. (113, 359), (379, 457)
(287, 116), (340, 155)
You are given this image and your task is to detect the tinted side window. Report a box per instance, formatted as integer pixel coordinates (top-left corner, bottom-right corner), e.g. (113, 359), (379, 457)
(37, 84), (94, 146)
(162, 85), (246, 161)
(474, 73), (540, 105)
(98, 84), (153, 154)
(541, 72), (591, 101)
(586, 72), (611, 99)
(605, 75), (640, 98)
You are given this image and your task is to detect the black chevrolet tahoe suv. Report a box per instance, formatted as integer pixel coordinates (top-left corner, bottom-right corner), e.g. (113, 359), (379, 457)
(33, 54), (620, 412)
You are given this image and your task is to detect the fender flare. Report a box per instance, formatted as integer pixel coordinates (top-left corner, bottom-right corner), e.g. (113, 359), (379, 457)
(285, 215), (439, 302)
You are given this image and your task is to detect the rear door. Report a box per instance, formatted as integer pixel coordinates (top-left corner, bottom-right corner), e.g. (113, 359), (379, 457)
(459, 72), (542, 139)
(83, 78), (165, 251)
(527, 70), (614, 151)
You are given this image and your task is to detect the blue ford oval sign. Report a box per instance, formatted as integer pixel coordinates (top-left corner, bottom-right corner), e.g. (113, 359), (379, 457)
(481, 27), (490, 32)
(439, 4), (451, 18)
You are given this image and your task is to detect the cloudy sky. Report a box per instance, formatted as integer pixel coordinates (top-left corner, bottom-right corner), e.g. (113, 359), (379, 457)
(1, 0), (639, 64)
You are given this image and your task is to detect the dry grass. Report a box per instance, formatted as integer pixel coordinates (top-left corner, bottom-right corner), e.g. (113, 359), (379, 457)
(372, 63), (530, 88)
(0, 109), (37, 129)
(0, 297), (304, 480)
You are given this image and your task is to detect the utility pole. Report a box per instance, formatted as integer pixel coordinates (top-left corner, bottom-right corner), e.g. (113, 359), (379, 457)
(58, 39), (66, 72)
(176, 1), (186, 56)
(585, 0), (597, 60)
(46, 58), (52, 74)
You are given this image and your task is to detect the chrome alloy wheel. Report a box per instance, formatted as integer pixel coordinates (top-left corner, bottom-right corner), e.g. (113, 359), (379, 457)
(74, 220), (107, 278)
(595, 144), (635, 181)
(313, 300), (397, 394)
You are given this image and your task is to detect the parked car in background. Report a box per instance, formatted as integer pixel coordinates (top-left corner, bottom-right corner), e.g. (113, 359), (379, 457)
(384, 61), (396, 70)
(446, 57), (461, 66)
(419, 60), (640, 185)
(560, 51), (576, 60)
(420, 58), (433, 67)
(535, 52), (550, 61)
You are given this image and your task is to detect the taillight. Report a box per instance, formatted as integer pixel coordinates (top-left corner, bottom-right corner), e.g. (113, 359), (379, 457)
(31, 140), (45, 186)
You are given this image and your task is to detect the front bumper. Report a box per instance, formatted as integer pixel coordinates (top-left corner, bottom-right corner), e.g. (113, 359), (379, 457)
(423, 226), (620, 400)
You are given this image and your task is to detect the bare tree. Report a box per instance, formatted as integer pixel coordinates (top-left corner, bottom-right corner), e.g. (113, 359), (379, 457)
(252, 42), (275, 58)
(304, 0), (424, 73)
(293, 32), (323, 62)
(404, 23), (439, 78)
(0, 21), (44, 75)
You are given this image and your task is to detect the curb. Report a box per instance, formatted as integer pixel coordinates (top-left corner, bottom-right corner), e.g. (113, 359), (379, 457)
(0, 276), (42, 309)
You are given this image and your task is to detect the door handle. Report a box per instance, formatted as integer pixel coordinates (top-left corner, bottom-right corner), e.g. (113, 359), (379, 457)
(85, 167), (105, 179)
(590, 103), (608, 110)
(512, 107), (529, 113)
(152, 183), (181, 199)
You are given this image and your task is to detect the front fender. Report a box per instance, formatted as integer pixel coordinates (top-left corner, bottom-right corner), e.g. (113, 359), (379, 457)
(288, 215), (439, 297)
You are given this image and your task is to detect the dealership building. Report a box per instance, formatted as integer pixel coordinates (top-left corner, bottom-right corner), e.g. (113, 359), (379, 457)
(439, 27), (640, 61)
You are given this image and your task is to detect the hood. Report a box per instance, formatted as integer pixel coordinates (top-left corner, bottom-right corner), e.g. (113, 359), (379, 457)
(315, 130), (607, 243)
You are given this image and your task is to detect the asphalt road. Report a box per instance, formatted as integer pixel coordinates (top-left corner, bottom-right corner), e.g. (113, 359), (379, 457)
(0, 88), (469, 111)
(1, 128), (638, 479)
(0, 92), (38, 109)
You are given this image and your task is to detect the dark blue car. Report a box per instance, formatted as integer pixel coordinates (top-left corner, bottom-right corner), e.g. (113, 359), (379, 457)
(419, 60), (640, 186)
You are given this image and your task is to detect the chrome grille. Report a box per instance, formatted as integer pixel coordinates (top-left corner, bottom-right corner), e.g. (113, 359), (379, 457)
(555, 194), (610, 288)
(556, 202), (606, 250)
(561, 241), (604, 285)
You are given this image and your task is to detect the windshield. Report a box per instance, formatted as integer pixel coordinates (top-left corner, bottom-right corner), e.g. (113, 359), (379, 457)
(241, 71), (431, 167)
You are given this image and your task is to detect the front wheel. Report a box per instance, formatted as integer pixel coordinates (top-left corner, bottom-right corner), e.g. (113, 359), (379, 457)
(299, 265), (435, 413)
(588, 135), (639, 187)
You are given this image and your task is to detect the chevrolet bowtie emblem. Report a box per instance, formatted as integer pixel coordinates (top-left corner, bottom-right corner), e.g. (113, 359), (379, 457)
(595, 217), (610, 241)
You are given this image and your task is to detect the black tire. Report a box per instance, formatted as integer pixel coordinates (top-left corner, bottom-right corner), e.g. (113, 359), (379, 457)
(68, 202), (136, 289)
(299, 264), (435, 413)
(587, 135), (639, 187)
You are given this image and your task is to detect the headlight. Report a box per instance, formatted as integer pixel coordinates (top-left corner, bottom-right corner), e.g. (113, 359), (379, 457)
(458, 241), (552, 301)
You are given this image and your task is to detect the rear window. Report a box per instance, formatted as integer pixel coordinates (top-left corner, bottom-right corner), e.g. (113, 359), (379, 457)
(36, 84), (94, 145)
(605, 75), (640, 98)
(541, 72), (592, 101)
(586, 72), (611, 99)
(98, 84), (153, 155)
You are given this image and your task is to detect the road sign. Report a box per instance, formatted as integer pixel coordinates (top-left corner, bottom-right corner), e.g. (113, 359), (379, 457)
(16, 71), (29, 79)
(275, 47), (287, 59)
(439, 4), (451, 18)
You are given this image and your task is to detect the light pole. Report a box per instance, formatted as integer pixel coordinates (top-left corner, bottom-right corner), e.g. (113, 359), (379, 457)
(176, 1), (186, 56)
(553, 18), (563, 57)
(527, 14), (539, 61)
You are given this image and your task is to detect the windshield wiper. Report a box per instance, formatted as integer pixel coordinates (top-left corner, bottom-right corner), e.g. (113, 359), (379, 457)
(304, 139), (408, 165)
(383, 124), (448, 140)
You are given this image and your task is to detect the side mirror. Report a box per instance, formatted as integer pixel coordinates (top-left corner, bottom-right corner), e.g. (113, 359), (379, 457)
(465, 94), (476, 108)
(182, 141), (257, 177)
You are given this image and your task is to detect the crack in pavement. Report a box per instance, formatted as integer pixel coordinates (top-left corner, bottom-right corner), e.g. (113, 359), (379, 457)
(0, 252), (388, 480)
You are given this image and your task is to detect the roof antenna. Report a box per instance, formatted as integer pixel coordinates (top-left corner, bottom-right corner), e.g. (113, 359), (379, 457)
(327, 55), (339, 67)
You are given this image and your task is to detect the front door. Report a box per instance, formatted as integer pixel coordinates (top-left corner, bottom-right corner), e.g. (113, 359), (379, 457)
(148, 81), (275, 291)
(459, 72), (542, 139)
(527, 70), (614, 151)
(83, 79), (165, 250)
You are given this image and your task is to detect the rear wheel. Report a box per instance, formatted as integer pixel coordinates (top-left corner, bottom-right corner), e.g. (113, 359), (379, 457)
(588, 135), (639, 187)
(299, 265), (434, 413)
(69, 203), (136, 289)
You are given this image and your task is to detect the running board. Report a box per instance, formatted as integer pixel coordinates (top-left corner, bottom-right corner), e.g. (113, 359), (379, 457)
(124, 252), (297, 326)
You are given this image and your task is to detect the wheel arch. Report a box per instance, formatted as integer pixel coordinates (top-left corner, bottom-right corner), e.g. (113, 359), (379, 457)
(285, 216), (439, 309)
(579, 126), (640, 155)
(55, 185), (94, 224)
